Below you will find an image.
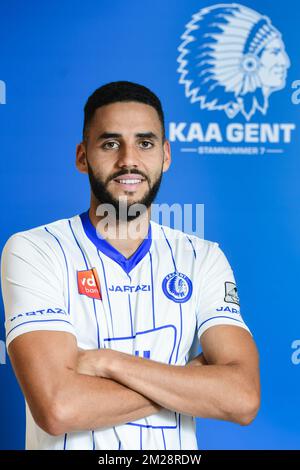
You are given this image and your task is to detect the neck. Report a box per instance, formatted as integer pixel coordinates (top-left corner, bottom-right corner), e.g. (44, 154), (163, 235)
(88, 199), (151, 259)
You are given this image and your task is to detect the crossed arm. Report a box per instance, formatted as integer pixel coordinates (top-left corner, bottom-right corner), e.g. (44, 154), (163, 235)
(8, 325), (260, 436)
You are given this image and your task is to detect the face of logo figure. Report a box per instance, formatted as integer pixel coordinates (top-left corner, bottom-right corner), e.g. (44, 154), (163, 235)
(258, 37), (290, 90)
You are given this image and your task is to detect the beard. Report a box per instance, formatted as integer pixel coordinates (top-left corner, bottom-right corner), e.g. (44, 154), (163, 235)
(87, 159), (163, 222)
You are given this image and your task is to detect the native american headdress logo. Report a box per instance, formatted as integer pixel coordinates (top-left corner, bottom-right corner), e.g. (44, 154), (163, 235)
(177, 3), (290, 120)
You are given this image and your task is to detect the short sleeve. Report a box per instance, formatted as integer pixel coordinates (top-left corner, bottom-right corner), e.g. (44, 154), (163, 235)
(196, 242), (252, 340)
(1, 233), (76, 351)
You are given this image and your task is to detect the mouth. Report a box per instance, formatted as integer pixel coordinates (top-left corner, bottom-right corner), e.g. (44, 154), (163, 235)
(112, 174), (147, 192)
(274, 67), (286, 77)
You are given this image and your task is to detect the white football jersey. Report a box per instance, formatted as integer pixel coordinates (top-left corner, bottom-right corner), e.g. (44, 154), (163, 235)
(1, 210), (251, 450)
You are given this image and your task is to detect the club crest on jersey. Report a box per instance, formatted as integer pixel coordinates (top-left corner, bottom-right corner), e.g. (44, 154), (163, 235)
(77, 268), (102, 300)
(162, 272), (193, 303)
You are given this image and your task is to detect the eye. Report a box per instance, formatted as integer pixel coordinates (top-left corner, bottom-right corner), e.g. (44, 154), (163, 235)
(271, 48), (281, 56)
(139, 140), (154, 149)
(102, 141), (119, 150)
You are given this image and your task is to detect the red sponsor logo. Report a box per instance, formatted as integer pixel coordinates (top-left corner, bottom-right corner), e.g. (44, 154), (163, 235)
(77, 268), (101, 300)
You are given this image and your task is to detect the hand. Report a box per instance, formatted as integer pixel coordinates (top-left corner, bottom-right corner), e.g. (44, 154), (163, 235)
(186, 352), (208, 367)
(77, 348), (98, 376)
(77, 348), (114, 378)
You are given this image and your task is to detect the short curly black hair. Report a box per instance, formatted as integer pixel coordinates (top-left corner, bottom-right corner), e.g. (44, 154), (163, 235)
(83, 81), (166, 142)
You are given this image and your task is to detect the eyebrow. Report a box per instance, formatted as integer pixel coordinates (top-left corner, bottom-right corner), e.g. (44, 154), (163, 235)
(96, 132), (159, 142)
(266, 46), (281, 52)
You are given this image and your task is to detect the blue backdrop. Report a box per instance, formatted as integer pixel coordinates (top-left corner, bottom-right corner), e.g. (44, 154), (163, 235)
(0, 0), (299, 450)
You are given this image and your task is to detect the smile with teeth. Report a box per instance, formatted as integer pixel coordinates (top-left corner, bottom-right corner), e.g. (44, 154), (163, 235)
(115, 179), (144, 184)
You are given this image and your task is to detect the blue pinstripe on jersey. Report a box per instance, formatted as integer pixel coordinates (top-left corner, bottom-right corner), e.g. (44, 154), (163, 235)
(161, 429), (166, 449)
(6, 319), (73, 339)
(97, 250), (116, 338)
(127, 293), (134, 337)
(186, 236), (197, 259)
(126, 422), (177, 429)
(198, 315), (245, 331)
(149, 251), (156, 329)
(68, 219), (101, 449)
(44, 227), (70, 314)
(178, 413), (182, 449)
(69, 219), (101, 349)
(160, 227), (184, 364)
(63, 432), (67, 450)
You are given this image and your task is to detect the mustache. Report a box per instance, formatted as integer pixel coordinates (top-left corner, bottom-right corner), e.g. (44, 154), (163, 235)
(107, 169), (148, 184)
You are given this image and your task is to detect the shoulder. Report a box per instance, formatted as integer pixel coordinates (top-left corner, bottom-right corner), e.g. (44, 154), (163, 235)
(1, 214), (79, 264)
(150, 220), (219, 258)
(149, 220), (231, 274)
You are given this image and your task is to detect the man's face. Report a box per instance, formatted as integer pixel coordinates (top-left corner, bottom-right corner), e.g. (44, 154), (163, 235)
(258, 37), (290, 89)
(76, 101), (171, 221)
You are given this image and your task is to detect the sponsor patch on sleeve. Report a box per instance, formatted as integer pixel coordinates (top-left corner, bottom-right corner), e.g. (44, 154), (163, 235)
(224, 282), (240, 306)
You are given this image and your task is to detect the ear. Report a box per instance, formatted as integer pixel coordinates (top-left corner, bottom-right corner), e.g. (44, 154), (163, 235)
(76, 142), (88, 174)
(162, 139), (171, 173)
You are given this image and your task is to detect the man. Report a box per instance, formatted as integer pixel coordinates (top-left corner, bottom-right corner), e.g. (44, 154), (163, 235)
(1, 81), (260, 450)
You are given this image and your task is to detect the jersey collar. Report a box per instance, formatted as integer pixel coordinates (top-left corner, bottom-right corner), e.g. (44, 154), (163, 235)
(79, 210), (152, 274)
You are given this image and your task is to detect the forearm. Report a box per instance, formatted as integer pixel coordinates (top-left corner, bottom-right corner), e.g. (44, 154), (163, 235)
(104, 351), (258, 425)
(42, 372), (161, 435)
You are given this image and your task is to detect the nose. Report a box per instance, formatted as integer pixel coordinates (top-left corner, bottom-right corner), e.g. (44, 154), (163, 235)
(116, 142), (140, 169)
(278, 47), (290, 68)
(283, 51), (291, 69)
